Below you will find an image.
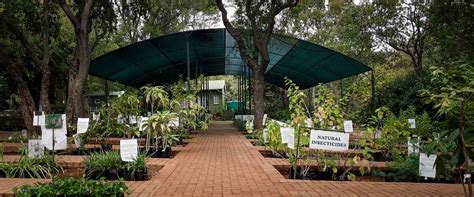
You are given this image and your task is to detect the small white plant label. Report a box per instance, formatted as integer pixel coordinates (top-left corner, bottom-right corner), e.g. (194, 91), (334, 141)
(343, 120), (353, 133)
(419, 153), (437, 178)
(28, 139), (44, 158)
(77, 118), (89, 134)
(280, 127), (294, 144)
(120, 139), (138, 162)
(168, 117), (179, 128)
(408, 118), (416, 129)
(263, 129), (268, 143)
(287, 129), (295, 149)
(407, 137), (420, 155)
(92, 112), (100, 121)
(32, 111), (45, 126)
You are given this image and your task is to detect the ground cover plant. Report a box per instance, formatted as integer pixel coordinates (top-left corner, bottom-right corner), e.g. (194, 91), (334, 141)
(0, 149), (62, 179)
(13, 178), (129, 196)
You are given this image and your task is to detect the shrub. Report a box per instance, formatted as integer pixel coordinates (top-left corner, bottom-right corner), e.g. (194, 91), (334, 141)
(386, 155), (422, 182)
(13, 178), (129, 196)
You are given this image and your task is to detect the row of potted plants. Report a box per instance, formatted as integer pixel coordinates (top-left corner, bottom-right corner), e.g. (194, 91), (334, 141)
(84, 151), (149, 181)
(248, 79), (460, 183)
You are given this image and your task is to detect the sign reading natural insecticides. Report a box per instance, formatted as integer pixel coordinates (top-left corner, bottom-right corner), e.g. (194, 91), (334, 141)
(309, 130), (349, 151)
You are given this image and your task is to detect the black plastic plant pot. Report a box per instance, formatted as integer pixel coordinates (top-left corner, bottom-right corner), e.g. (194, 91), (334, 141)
(101, 144), (112, 152)
(288, 167), (305, 179)
(159, 147), (172, 158)
(106, 169), (120, 180)
(0, 171), (6, 178)
(128, 171), (149, 181)
(85, 169), (105, 180)
(76, 148), (88, 155)
(315, 171), (334, 180)
(144, 148), (160, 158)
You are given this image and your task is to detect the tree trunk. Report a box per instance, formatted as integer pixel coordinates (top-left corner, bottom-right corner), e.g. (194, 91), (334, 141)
(39, 0), (52, 113)
(414, 53), (423, 75)
(60, 0), (94, 125)
(458, 103), (472, 197)
(0, 49), (36, 133)
(253, 67), (265, 129)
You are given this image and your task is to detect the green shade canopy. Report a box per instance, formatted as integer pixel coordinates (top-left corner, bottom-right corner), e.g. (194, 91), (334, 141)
(90, 28), (371, 89)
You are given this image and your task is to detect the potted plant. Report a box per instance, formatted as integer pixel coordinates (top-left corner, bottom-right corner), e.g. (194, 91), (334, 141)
(142, 111), (177, 158)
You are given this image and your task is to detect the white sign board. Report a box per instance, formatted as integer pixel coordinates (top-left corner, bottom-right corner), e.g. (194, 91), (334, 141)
(419, 153), (437, 178)
(120, 139), (138, 162)
(168, 117), (179, 128)
(280, 127), (294, 144)
(309, 130), (349, 151)
(41, 114), (67, 151)
(263, 129), (268, 143)
(287, 129), (295, 149)
(262, 114), (268, 125)
(129, 116), (139, 124)
(117, 114), (124, 124)
(73, 134), (82, 148)
(32, 112), (45, 126)
(343, 120), (353, 133)
(269, 119), (289, 127)
(408, 137), (420, 155)
(408, 118), (416, 129)
(77, 118), (89, 134)
(235, 115), (242, 120)
(28, 139), (44, 158)
(92, 112), (100, 121)
(242, 115), (254, 121)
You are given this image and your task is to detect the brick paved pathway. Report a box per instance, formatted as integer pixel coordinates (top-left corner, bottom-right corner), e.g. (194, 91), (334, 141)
(0, 121), (465, 196)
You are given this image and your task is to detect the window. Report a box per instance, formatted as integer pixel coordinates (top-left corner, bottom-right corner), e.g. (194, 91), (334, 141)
(213, 95), (219, 105)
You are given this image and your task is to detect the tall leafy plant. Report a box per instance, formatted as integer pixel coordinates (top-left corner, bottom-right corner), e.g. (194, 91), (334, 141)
(420, 61), (474, 196)
(142, 111), (177, 151)
(141, 86), (169, 115)
(285, 78), (309, 178)
(313, 85), (347, 130)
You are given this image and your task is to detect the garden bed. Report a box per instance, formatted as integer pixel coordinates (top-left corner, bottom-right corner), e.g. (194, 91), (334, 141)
(274, 165), (385, 181)
(273, 165), (459, 184)
(0, 155), (164, 180)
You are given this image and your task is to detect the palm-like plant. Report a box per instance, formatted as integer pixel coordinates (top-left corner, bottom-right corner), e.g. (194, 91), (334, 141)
(141, 86), (169, 115)
(141, 86), (169, 149)
(142, 111), (177, 151)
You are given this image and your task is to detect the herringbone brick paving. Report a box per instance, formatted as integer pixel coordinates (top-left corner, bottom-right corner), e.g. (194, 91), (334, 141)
(0, 121), (465, 196)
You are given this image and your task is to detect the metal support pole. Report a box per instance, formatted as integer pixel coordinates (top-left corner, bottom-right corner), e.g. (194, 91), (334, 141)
(187, 42), (191, 90)
(239, 73), (242, 114)
(243, 67), (246, 114)
(371, 70), (376, 109)
(104, 79), (109, 106)
(340, 79), (343, 97)
(206, 76), (210, 111)
(249, 69), (252, 113)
